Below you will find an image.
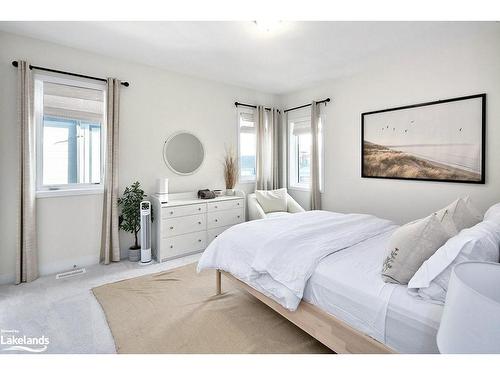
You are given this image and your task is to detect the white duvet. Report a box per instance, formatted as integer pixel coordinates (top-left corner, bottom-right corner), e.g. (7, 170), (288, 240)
(197, 210), (396, 310)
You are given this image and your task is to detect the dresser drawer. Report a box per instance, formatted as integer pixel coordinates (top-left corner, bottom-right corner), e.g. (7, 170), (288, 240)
(207, 199), (243, 212)
(207, 225), (232, 243)
(160, 231), (206, 261)
(162, 203), (206, 218)
(207, 208), (244, 229)
(162, 214), (206, 237)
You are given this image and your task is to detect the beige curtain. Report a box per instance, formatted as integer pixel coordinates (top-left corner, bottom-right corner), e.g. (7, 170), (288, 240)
(269, 108), (281, 190)
(100, 79), (121, 264)
(255, 106), (281, 190)
(310, 101), (322, 210)
(280, 112), (288, 188)
(255, 105), (266, 190)
(16, 61), (38, 284)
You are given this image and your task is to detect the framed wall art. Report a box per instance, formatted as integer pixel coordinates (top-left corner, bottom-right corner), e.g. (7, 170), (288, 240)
(361, 94), (486, 184)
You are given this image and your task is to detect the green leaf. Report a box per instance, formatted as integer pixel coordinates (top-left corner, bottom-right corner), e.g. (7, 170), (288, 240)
(117, 181), (152, 237)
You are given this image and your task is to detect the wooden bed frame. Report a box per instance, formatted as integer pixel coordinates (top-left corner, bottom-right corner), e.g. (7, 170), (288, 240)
(216, 270), (395, 354)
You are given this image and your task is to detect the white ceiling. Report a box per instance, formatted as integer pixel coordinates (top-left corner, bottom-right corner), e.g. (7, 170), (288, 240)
(0, 21), (497, 94)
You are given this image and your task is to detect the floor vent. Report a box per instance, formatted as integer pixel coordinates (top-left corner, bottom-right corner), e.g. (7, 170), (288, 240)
(56, 267), (86, 280)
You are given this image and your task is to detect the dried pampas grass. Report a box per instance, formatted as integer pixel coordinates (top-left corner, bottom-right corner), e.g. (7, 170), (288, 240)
(223, 146), (239, 189)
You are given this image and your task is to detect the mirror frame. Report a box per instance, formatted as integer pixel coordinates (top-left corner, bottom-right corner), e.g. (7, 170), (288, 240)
(162, 131), (206, 175)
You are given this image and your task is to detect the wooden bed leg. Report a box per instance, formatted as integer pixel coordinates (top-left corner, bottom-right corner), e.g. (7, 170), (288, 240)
(216, 270), (222, 295)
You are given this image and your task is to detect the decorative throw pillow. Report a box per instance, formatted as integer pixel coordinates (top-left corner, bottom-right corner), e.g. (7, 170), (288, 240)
(255, 188), (288, 214)
(381, 214), (451, 284)
(435, 198), (481, 235)
(408, 220), (500, 303)
(463, 196), (483, 219)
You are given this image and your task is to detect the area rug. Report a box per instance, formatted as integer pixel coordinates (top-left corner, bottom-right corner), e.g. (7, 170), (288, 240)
(92, 263), (331, 354)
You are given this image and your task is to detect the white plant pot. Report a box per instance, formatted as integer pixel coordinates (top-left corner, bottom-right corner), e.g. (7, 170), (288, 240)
(225, 188), (235, 196)
(128, 248), (141, 262)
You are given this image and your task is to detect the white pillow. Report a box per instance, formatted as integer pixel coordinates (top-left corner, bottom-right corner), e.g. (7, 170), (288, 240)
(255, 188), (288, 214)
(484, 202), (500, 224)
(408, 220), (500, 303)
(381, 214), (451, 284)
(435, 197), (481, 235)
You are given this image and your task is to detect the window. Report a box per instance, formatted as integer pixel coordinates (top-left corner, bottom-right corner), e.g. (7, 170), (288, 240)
(288, 110), (324, 190)
(34, 75), (106, 195)
(237, 108), (256, 182)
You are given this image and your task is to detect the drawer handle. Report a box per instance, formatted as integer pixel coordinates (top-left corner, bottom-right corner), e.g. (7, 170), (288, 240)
(198, 221), (202, 224)
(215, 219), (218, 222)
(170, 226), (174, 230)
(198, 239), (202, 242)
(170, 211), (174, 215)
(170, 245), (173, 248)
(237, 202), (240, 206)
(198, 207), (201, 211)
(237, 215), (240, 218)
(215, 206), (218, 209)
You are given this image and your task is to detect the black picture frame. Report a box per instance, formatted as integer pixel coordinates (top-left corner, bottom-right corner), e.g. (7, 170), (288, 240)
(361, 94), (486, 184)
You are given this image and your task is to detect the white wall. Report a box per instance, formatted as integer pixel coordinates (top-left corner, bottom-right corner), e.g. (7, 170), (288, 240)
(281, 28), (500, 223)
(0, 31), (276, 283)
(2, 25), (500, 284)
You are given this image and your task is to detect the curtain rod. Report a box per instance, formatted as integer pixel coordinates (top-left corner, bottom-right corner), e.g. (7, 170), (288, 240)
(235, 98), (331, 114)
(11, 61), (130, 87)
(284, 98), (331, 113)
(234, 102), (280, 113)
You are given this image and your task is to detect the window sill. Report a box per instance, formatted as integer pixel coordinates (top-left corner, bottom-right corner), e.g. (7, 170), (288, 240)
(288, 186), (326, 194)
(288, 185), (310, 192)
(36, 188), (104, 199)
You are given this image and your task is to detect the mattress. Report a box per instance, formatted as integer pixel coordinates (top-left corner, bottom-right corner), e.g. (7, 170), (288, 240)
(302, 230), (443, 354)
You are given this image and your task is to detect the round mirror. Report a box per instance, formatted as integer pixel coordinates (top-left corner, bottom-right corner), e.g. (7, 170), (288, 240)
(163, 132), (205, 175)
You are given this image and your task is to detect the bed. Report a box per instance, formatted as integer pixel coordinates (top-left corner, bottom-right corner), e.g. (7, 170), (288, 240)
(197, 210), (443, 354)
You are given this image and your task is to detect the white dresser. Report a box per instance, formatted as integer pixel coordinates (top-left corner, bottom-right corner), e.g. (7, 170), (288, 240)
(150, 191), (245, 262)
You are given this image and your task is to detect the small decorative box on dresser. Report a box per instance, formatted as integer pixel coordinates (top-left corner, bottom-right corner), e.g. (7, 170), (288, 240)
(150, 191), (245, 262)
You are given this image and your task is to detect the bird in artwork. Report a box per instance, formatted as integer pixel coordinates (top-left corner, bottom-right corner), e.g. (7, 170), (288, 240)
(404, 129), (408, 133)
(459, 128), (463, 132)
(393, 128), (395, 131)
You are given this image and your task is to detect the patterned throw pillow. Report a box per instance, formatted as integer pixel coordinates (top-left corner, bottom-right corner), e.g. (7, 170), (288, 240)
(381, 214), (452, 284)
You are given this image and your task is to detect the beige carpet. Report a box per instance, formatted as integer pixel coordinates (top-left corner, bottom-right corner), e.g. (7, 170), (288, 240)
(92, 263), (332, 354)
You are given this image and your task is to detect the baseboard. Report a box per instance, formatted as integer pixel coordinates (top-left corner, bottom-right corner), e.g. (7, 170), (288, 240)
(38, 254), (100, 277)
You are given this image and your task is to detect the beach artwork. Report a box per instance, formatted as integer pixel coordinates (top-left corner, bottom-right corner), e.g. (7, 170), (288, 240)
(362, 95), (485, 183)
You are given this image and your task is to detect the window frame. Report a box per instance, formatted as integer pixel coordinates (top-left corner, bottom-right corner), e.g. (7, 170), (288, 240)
(237, 106), (257, 184)
(34, 73), (107, 197)
(287, 108), (325, 192)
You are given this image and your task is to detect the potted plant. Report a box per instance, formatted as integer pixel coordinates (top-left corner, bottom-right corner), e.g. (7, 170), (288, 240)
(223, 146), (238, 195)
(118, 181), (153, 261)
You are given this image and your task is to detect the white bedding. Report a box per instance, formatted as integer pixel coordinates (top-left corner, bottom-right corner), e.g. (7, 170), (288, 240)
(197, 210), (396, 310)
(385, 287), (442, 353)
(303, 230), (443, 353)
(197, 210), (444, 353)
(303, 231), (396, 343)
